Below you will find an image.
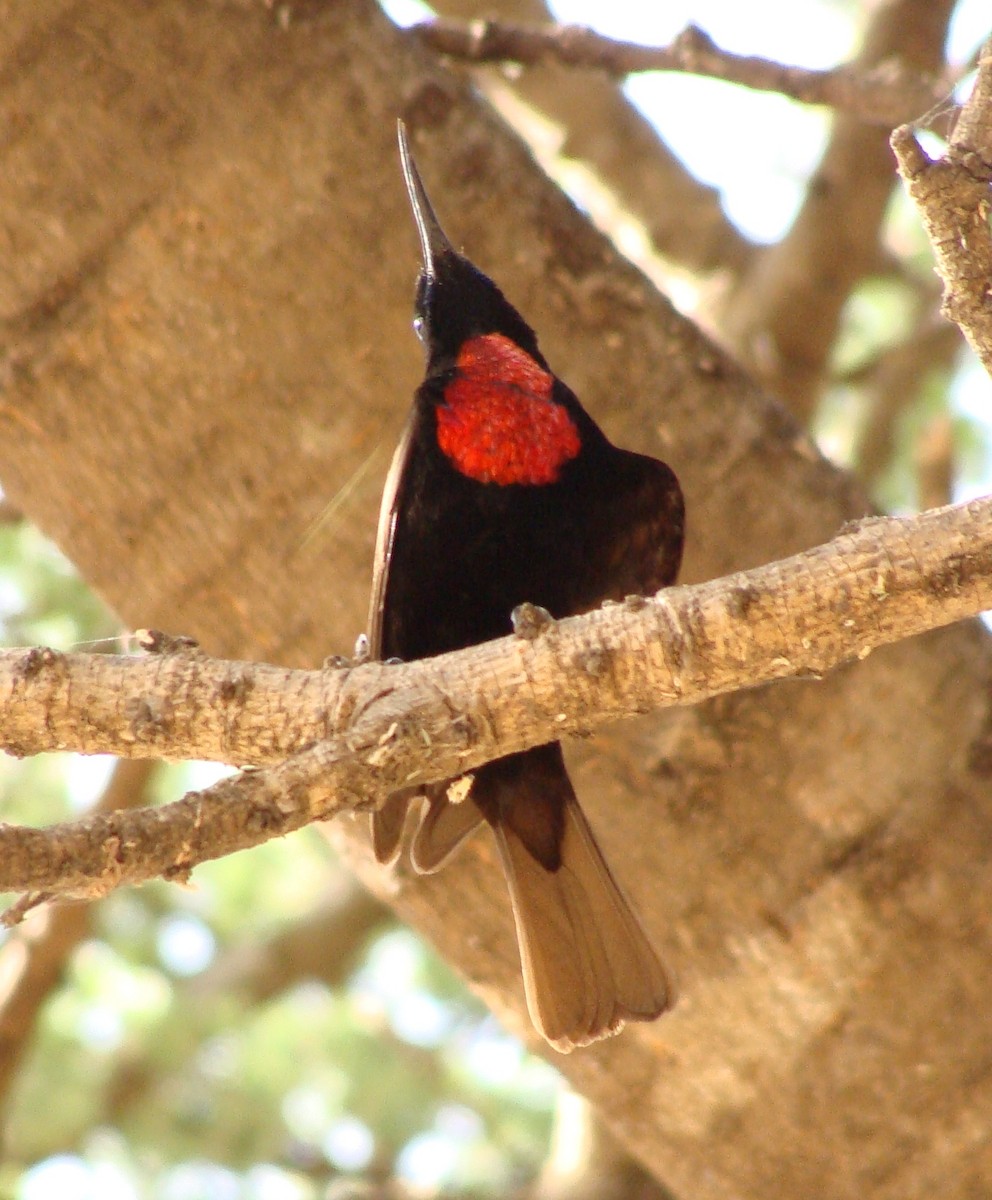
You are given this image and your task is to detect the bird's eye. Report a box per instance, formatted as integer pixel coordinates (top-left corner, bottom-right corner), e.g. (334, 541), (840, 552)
(412, 315), (426, 342)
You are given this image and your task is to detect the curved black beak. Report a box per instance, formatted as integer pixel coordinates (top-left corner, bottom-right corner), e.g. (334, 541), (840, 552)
(397, 120), (455, 277)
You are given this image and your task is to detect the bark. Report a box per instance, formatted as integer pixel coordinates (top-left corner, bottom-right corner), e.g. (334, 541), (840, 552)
(1, 494), (992, 904)
(1, 2), (992, 1197)
(892, 35), (992, 380)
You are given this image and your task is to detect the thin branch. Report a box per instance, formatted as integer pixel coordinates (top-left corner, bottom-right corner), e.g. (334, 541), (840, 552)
(0, 495), (991, 904)
(415, 19), (957, 128)
(191, 878), (390, 1002)
(427, 0), (753, 278)
(103, 878), (390, 1122)
(892, 37), (992, 377)
(0, 498), (24, 525)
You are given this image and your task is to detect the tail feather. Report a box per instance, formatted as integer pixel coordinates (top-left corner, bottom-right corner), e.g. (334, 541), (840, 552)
(410, 789), (485, 873)
(372, 784), (485, 872)
(371, 788), (416, 865)
(373, 744), (673, 1051)
(483, 748), (673, 1052)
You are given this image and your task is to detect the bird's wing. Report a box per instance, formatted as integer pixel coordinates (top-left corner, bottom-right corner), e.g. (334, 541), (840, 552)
(368, 412), (418, 863)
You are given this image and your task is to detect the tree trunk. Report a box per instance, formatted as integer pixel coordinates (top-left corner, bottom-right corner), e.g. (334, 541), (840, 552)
(2, 2), (991, 1196)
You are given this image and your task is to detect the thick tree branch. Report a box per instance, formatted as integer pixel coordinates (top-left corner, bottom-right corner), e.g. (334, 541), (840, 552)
(892, 37), (992, 376)
(416, 19), (956, 127)
(1, 495), (990, 903)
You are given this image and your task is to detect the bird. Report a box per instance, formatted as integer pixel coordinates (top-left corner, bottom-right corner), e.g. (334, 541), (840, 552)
(367, 121), (685, 1052)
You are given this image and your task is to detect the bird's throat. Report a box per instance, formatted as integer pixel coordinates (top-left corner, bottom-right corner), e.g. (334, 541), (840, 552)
(436, 334), (581, 486)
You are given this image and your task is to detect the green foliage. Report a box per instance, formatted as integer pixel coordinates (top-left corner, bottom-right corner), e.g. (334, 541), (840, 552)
(3, 749), (559, 1197)
(0, 521), (119, 653)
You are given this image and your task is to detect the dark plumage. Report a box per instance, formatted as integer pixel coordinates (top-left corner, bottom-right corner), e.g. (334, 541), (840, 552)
(368, 122), (684, 1051)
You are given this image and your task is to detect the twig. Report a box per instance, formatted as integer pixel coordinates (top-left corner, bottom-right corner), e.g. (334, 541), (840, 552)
(0, 498), (23, 525)
(416, 20), (957, 128)
(424, 0), (752, 278)
(0, 494), (991, 903)
(103, 878), (390, 1121)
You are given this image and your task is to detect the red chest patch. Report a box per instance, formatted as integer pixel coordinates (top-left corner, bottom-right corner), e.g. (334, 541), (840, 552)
(436, 333), (581, 485)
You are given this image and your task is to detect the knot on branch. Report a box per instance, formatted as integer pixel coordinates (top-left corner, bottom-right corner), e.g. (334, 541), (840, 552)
(124, 695), (174, 742)
(949, 146), (992, 185)
(671, 23), (716, 66)
(512, 603), (555, 641)
(136, 629), (201, 655)
(18, 646), (62, 679)
(216, 670), (255, 704)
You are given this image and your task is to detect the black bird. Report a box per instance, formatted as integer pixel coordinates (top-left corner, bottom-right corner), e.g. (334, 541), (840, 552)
(368, 122), (685, 1051)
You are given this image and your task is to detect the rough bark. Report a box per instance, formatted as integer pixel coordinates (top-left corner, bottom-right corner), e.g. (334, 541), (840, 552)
(892, 35), (992, 380)
(1, 2), (991, 1197)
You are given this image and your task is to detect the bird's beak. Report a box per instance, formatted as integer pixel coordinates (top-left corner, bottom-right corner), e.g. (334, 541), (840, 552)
(397, 119), (455, 278)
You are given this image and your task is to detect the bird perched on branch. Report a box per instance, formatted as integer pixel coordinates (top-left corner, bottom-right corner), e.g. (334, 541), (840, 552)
(368, 121), (684, 1051)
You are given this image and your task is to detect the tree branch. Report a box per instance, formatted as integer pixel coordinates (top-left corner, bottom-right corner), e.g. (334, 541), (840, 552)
(892, 37), (992, 376)
(915, 413), (956, 511)
(426, 0), (753, 278)
(415, 19), (957, 127)
(1, 495), (990, 904)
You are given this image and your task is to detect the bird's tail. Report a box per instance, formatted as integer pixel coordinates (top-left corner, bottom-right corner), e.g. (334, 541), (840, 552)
(475, 744), (674, 1052)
